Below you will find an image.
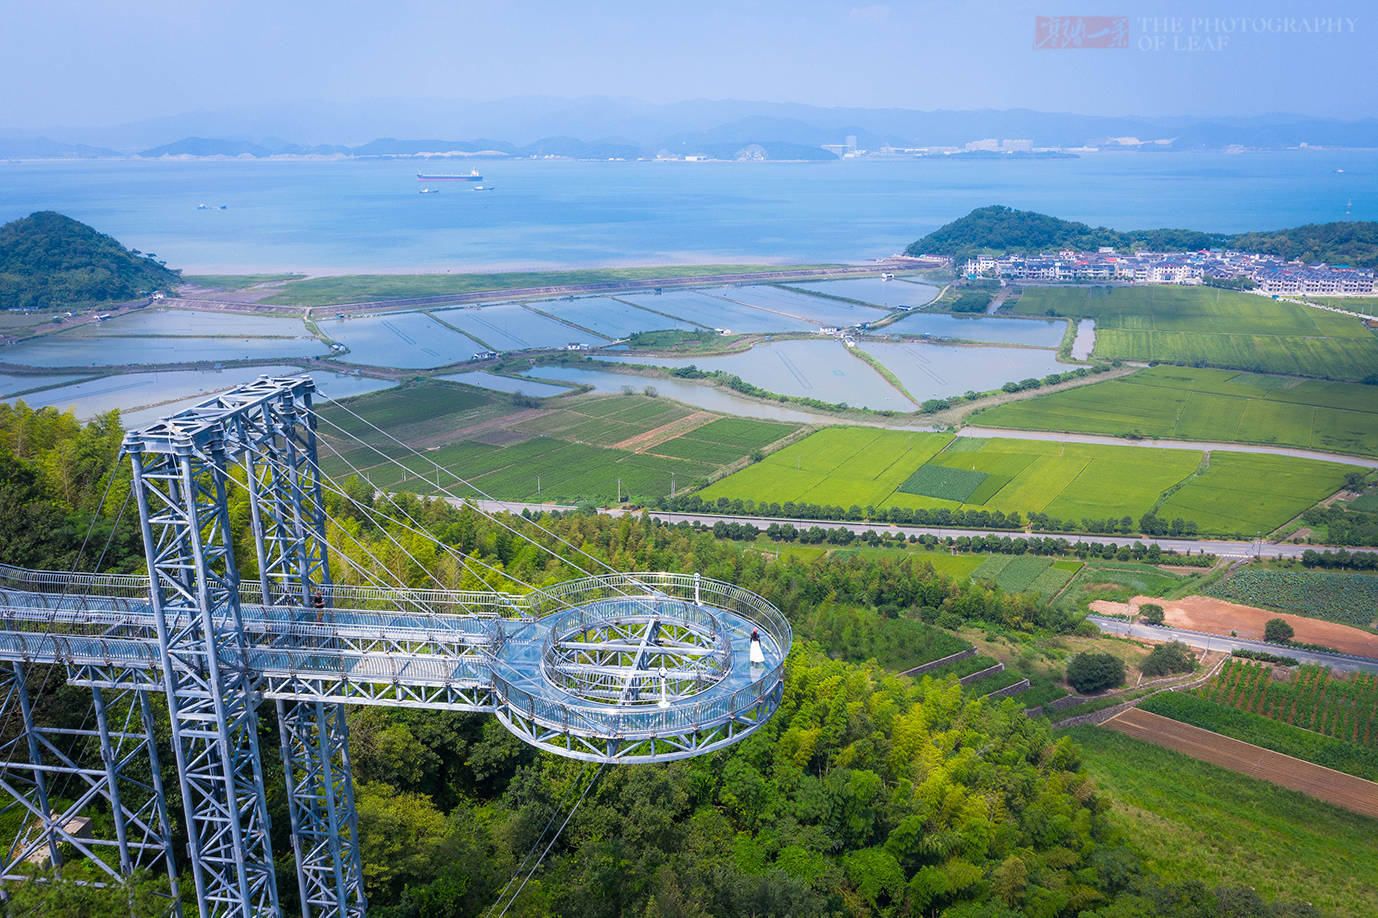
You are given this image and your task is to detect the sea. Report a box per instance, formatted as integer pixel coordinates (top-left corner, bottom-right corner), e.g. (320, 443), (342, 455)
(1, 151), (1372, 274)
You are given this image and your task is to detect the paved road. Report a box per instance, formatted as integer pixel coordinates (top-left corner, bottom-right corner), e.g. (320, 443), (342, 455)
(1087, 614), (1378, 674)
(461, 500), (1338, 560)
(958, 426), (1378, 469)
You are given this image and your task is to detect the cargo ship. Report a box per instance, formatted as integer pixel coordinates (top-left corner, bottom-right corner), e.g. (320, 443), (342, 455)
(416, 169), (483, 181)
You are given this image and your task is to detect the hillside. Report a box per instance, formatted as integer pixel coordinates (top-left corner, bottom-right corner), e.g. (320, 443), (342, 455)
(905, 206), (1224, 259)
(1232, 220), (1378, 268)
(0, 211), (180, 309)
(908, 205), (1378, 267)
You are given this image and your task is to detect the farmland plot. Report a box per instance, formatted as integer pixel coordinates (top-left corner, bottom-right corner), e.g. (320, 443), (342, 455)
(1013, 285), (1378, 380)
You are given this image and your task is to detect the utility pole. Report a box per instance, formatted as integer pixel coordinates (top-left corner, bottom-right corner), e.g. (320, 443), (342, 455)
(617, 478), (622, 503)
(537, 475), (541, 498)
(670, 473), (676, 498)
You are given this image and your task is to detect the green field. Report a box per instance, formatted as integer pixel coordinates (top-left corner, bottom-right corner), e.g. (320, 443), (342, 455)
(1057, 560), (1198, 608)
(700, 427), (1349, 535)
(182, 274), (304, 289)
(317, 386), (793, 503)
(1066, 726), (1378, 916)
(970, 554), (1079, 598)
(1206, 568), (1378, 628)
(1139, 691), (1378, 781)
(651, 417), (797, 463)
(1012, 285), (1378, 380)
(973, 365), (1378, 458)
(1158, 451), (1353, 537)
(261, 265), (836, 307)
(317, 380), (505, 467)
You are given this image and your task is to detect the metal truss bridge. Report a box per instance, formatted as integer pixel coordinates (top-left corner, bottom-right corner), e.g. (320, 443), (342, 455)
(0, 375), (790, 918)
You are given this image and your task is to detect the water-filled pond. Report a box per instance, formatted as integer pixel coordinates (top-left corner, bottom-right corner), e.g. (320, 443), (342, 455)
(787, 277), (939, 309)
(63, 308), (307, 338)
(0, 373), (91, 397)
(621, 291), (814, 332)
(1070, 319), (1096, 359)
(13, 365), (395, 423)
(536, 297), (698, 338)
(859, 341), (1066, 401)
(718, 286), (891, 327)
(433, 303), (607, 351)
(884, 312), (1066, 347)
(2, 335), (329, 368)
(600, 339), (911, 410)
(319, 313), (478, 368)
(438, 371), (573, 399)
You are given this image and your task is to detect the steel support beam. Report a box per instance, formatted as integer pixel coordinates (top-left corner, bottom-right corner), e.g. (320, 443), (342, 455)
(277, 700), (364, 918)
(129, 438), (279, 918)
(0, 666), (182, 914)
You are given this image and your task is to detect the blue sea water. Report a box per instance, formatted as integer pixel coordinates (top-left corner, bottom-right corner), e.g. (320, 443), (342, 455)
(0, 152), (1371, 273)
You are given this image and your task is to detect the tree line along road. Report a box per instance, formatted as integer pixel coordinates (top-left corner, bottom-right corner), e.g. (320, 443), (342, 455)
(459, 500), (1351, 561)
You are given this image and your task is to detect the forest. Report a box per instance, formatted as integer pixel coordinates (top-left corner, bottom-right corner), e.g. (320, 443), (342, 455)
(0, 403), (1332, 917)
(0, 211), (180, 310)
(906, 205), (1378, 267)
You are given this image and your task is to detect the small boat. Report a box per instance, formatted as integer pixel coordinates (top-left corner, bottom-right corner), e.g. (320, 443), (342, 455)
(196, 203), (209, 210)
(418, 187), (440, 194)
(472, 185), (495, 192)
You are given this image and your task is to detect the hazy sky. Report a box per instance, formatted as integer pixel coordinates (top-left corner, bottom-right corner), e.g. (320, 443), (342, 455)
(4, 0), (1373, 129)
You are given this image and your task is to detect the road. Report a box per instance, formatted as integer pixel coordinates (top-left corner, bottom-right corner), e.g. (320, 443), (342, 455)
(958, 426), (1378, 469)
(460, 500), (1340, 560)
(1087, 614), (1378, 674)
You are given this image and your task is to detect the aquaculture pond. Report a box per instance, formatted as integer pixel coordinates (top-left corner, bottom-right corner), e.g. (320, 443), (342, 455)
(884, 312), (1066, 347)
(438, 371), (574, 399)
(787, 277), (940, 309)
(600, 339), (910, 410)
(319, 312), (478, 368)
(433, 303), (608, 351)
(536, 296), (698, 338)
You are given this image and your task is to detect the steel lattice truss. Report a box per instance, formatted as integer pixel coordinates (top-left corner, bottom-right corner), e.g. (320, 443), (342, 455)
(0, 376), (791, 918)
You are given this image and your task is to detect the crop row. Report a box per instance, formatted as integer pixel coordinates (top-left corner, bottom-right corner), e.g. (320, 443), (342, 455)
(1197, 660), (1378, 745)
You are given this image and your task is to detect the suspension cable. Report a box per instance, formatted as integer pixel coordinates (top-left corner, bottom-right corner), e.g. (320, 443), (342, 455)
(481, 761), (588, 918)
(303, 437), (579, 614)
(224, 452), (442, 615)
(298, 446), (539, 606)
(314, 397), (649, 584)
(490, 763), (605, 918)
(310, 403), (666, 615)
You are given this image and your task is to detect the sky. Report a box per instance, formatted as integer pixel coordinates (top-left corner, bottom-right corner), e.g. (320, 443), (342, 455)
(3, 0), (1374, 130)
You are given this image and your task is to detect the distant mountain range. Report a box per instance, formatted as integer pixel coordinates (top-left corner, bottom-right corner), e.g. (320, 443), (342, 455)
(4, 96), (1378, 159)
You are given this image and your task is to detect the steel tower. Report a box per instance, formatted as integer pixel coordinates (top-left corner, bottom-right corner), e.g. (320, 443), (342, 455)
(0, 375), (790, 918)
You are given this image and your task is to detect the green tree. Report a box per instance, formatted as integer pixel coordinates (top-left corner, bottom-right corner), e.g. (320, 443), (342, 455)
(1264, 618), (1295, 643)
(1139, 603), (1165, 626)
(355, 781), (448, 899)
(1067, 651), (1126, 693)
(1140, 641), (1197, 677)
(2, 866), (170, 917)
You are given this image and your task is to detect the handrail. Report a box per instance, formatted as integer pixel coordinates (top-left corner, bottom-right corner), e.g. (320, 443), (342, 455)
(0, 567), (791, 748)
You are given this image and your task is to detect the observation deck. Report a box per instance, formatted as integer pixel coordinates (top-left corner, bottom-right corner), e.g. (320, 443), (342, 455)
(0, 565), (789, 763)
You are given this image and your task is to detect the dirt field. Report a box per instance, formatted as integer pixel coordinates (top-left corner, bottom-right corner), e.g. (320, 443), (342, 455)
(1096, 595), (1378, 659)
(1104, 707), (1378, 819)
